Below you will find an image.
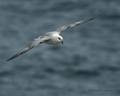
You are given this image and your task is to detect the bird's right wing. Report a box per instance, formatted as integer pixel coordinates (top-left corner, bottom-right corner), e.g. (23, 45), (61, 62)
(56, 18), (95, 34)
(7, 36), (50, 61)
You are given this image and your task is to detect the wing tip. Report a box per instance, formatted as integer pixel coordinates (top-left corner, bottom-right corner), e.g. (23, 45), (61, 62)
(7, 47), (32, 61)
(7, 59), (11, 61)
(88, 17), (95, 21)
(7, 59), (12, 61)
(7, 56), (15, 61)
(7, 52), (21, 61)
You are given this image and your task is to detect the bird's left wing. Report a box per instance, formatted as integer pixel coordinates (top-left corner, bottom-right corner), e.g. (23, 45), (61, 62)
(7, 36), (50, 61)
(56, 18), (95, 34)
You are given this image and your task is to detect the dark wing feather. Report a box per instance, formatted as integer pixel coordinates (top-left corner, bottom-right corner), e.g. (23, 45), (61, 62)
(7, 36), (50, 61)
(56, 18), (95, 33)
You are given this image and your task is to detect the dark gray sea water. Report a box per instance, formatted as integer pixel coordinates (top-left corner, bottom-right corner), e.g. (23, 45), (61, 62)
(0, 0), (120, 96)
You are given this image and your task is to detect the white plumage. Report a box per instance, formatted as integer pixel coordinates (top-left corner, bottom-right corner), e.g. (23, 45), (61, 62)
(7, 18), (95, 61)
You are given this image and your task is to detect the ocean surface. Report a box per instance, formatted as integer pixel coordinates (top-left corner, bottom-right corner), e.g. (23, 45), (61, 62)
(0, 0), (120, 96)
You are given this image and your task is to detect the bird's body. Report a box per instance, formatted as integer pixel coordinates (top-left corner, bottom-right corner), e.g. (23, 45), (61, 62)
(7, 18), (95, 61)
(43, 32), (63, 45)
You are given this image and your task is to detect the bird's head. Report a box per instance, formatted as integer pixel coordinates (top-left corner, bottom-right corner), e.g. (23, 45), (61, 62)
(53, 34), (63, 44)
(57, 36), (63, 44)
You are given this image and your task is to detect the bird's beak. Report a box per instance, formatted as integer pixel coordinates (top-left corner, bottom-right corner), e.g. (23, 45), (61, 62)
(61, 41), (64, 44)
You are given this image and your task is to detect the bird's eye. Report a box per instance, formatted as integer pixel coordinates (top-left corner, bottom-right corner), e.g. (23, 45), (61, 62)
(58, 37), (61, 40)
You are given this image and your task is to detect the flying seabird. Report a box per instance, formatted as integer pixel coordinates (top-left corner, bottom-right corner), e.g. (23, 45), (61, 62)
(7, 18), (95, 61)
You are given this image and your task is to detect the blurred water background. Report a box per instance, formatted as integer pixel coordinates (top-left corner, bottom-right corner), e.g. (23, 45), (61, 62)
(0, 0), (120, 96)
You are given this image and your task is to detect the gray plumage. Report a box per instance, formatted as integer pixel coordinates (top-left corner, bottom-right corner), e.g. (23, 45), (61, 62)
(7, 18), (95, 61)
(56, 18), (95, 33)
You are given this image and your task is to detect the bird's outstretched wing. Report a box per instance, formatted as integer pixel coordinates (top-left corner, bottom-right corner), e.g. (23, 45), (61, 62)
(56, 18), (95, 34)
(7, 36), (50, 61)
